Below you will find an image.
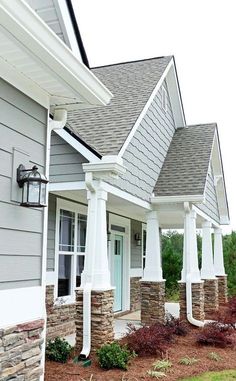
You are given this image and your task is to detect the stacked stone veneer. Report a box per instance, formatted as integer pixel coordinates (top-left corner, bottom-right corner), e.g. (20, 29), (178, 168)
(217, 276), (228, 305)
(0, 319), (44, 381)
(203, 279), (219, 318)
(46, 285), (76, 340)
(130, 277), (141, 311)
(76, 289), (114, 352)
(179, 282), (205, 321)
(141, 281), (165, 325)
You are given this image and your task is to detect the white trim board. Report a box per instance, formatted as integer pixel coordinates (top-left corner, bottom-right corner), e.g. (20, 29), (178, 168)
(193, 205), (220, 228)
(55, 129), (100, 163)
(0, 286), (44, 328)
(49, 181), (86, 192)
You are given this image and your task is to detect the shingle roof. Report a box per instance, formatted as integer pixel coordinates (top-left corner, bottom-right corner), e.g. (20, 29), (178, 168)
(66, 56), (172, 156)
(153, 124), (216, 196)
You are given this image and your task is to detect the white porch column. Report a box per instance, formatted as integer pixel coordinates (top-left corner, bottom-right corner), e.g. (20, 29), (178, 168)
(183, 209), (201, 282)
(81, 187), (111, 290)
(214, 228), (225, 276)
(142, 210), (163, 282)
(201, 221), (216, 279)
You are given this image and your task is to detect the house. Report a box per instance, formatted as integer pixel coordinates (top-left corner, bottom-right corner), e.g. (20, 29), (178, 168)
(25, 0), (229, 357)
(0, 0), (112, 380)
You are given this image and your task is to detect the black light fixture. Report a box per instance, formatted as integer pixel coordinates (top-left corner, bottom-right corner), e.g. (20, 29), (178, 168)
(17, 164), (48, 207)
(134, 233), (141, 246)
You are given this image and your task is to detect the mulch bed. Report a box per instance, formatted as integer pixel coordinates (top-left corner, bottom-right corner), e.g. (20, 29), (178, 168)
(45, 302), (236, 381)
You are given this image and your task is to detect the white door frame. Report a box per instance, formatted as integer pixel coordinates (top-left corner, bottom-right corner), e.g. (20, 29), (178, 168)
(109, 213), (130, 312)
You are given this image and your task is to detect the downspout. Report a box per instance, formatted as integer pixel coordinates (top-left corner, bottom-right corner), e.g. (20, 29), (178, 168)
(40, 108), (67, 381)
(79, 172), (95, 359)
(184, 202), (204, 327)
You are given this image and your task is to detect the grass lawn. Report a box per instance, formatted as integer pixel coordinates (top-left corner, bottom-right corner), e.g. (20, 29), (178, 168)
(181, 369), (236, 380)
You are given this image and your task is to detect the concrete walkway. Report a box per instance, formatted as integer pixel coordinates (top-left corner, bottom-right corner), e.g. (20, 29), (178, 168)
(65, 302), (180, 343)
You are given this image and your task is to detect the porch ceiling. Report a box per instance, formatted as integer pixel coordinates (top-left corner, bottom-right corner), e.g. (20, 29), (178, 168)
(50, 190), (208, 229)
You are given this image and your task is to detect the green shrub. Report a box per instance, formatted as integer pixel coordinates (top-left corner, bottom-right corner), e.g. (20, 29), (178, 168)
(46, 337), (72, 363)
(97, 342), (135, 370)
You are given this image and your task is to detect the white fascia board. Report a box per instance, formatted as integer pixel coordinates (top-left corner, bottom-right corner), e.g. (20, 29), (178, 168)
(192, 204), (220, 228)
(0, 0), (112, 107)
(49, 181), (86, 192)
(102, 182), (152, 210)
(151, 195), (204, 204)
(118, 58), (174, 158)
(0, 56), (49, 109)
(166, 62), (186, 128)
(55, 0), (82, 61)
(55, 129), (100, 163)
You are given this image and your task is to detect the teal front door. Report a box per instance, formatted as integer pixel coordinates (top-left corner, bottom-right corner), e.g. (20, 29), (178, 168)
(113, 235), (123, 312)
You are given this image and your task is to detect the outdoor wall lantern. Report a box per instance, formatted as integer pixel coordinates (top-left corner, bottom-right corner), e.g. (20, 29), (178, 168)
(17, 164), (48, 207)
(134, 233), (141, 246)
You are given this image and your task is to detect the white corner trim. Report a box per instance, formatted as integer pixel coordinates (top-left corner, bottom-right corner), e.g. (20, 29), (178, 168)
(0, 286), (44, 328)
(220, 216), (230, 225)
(0, 0), (112, 107)
(118, 58), (174, 158)
(151, 195), (204, 204)
(102, 182), (152, 210)
(49, 181), (86, 192)
(55, 129), (100, 163)
(130, 268), (143, 278)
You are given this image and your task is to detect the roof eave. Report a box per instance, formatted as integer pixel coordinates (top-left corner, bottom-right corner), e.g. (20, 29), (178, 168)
(0, 0), (112, 110)
(151, 194), (204, 204)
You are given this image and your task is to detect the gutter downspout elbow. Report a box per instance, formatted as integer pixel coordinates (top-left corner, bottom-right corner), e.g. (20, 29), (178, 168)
(49, 109), (68, 131)
(186, 275), (204, 328)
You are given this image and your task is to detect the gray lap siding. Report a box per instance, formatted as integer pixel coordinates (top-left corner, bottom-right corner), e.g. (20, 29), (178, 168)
(197, 168), (220, 224)
(0, 78), (47, 290)
(108, 80), (176, 201)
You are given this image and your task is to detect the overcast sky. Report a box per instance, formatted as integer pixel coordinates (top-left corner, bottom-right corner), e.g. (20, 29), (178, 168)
(73, 0), (236, 232)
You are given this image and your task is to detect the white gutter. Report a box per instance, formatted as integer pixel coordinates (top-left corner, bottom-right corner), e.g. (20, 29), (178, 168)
(151, 194), (204, 204)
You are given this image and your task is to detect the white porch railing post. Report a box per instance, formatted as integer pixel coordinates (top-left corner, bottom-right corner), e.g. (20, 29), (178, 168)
(214, 227), (225, 276)
(201, 221), (216, 279)
(142, 210), (163, 282)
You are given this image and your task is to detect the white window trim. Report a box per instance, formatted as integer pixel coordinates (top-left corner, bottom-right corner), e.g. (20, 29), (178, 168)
(54, 198), (87, 304)
(109, 213), (131, 312)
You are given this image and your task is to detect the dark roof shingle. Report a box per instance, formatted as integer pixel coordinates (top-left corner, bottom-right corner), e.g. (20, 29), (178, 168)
(153, 124), (216, 196)
(66, 56), (172, 156)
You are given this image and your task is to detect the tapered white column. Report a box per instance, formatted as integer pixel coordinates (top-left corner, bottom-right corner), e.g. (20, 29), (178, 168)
(142, 211), (163, 282)
(201, 221), (216, 279)
(81, 187), (111, 290)
(214, 228), (225, 276)
(183, 210), (201, 282)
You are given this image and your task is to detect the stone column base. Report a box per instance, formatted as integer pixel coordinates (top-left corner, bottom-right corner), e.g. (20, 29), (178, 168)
(179, 282), (205, 321)
(76, 289), (114, 353)
(130, 277), (141, 312)
(140, 281), (165, 325)
(217, 275), (228, 305)
(0, 319), (44, 381)
(203, 278), (219, 318)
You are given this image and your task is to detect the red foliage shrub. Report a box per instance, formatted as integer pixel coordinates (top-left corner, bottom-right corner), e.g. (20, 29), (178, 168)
(228, 297), (236, 316)
(165, 314), (189, 336)
(123, 323), (174, 357)
(196, 323), (234, 348)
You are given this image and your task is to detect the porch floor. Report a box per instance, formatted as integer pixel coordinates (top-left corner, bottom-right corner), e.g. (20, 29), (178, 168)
(64, 302), (180, 344)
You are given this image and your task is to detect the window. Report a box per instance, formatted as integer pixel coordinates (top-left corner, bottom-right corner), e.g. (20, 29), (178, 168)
(142, 225), (147, 270)
(57, 201), (87, 300)
(161, 85), (167, 113)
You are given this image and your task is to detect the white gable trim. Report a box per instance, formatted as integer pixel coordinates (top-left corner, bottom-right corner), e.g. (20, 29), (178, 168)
(193, 204), (220, 228)
(55, 129), (101, 163)
(118, 57), (186, 158)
